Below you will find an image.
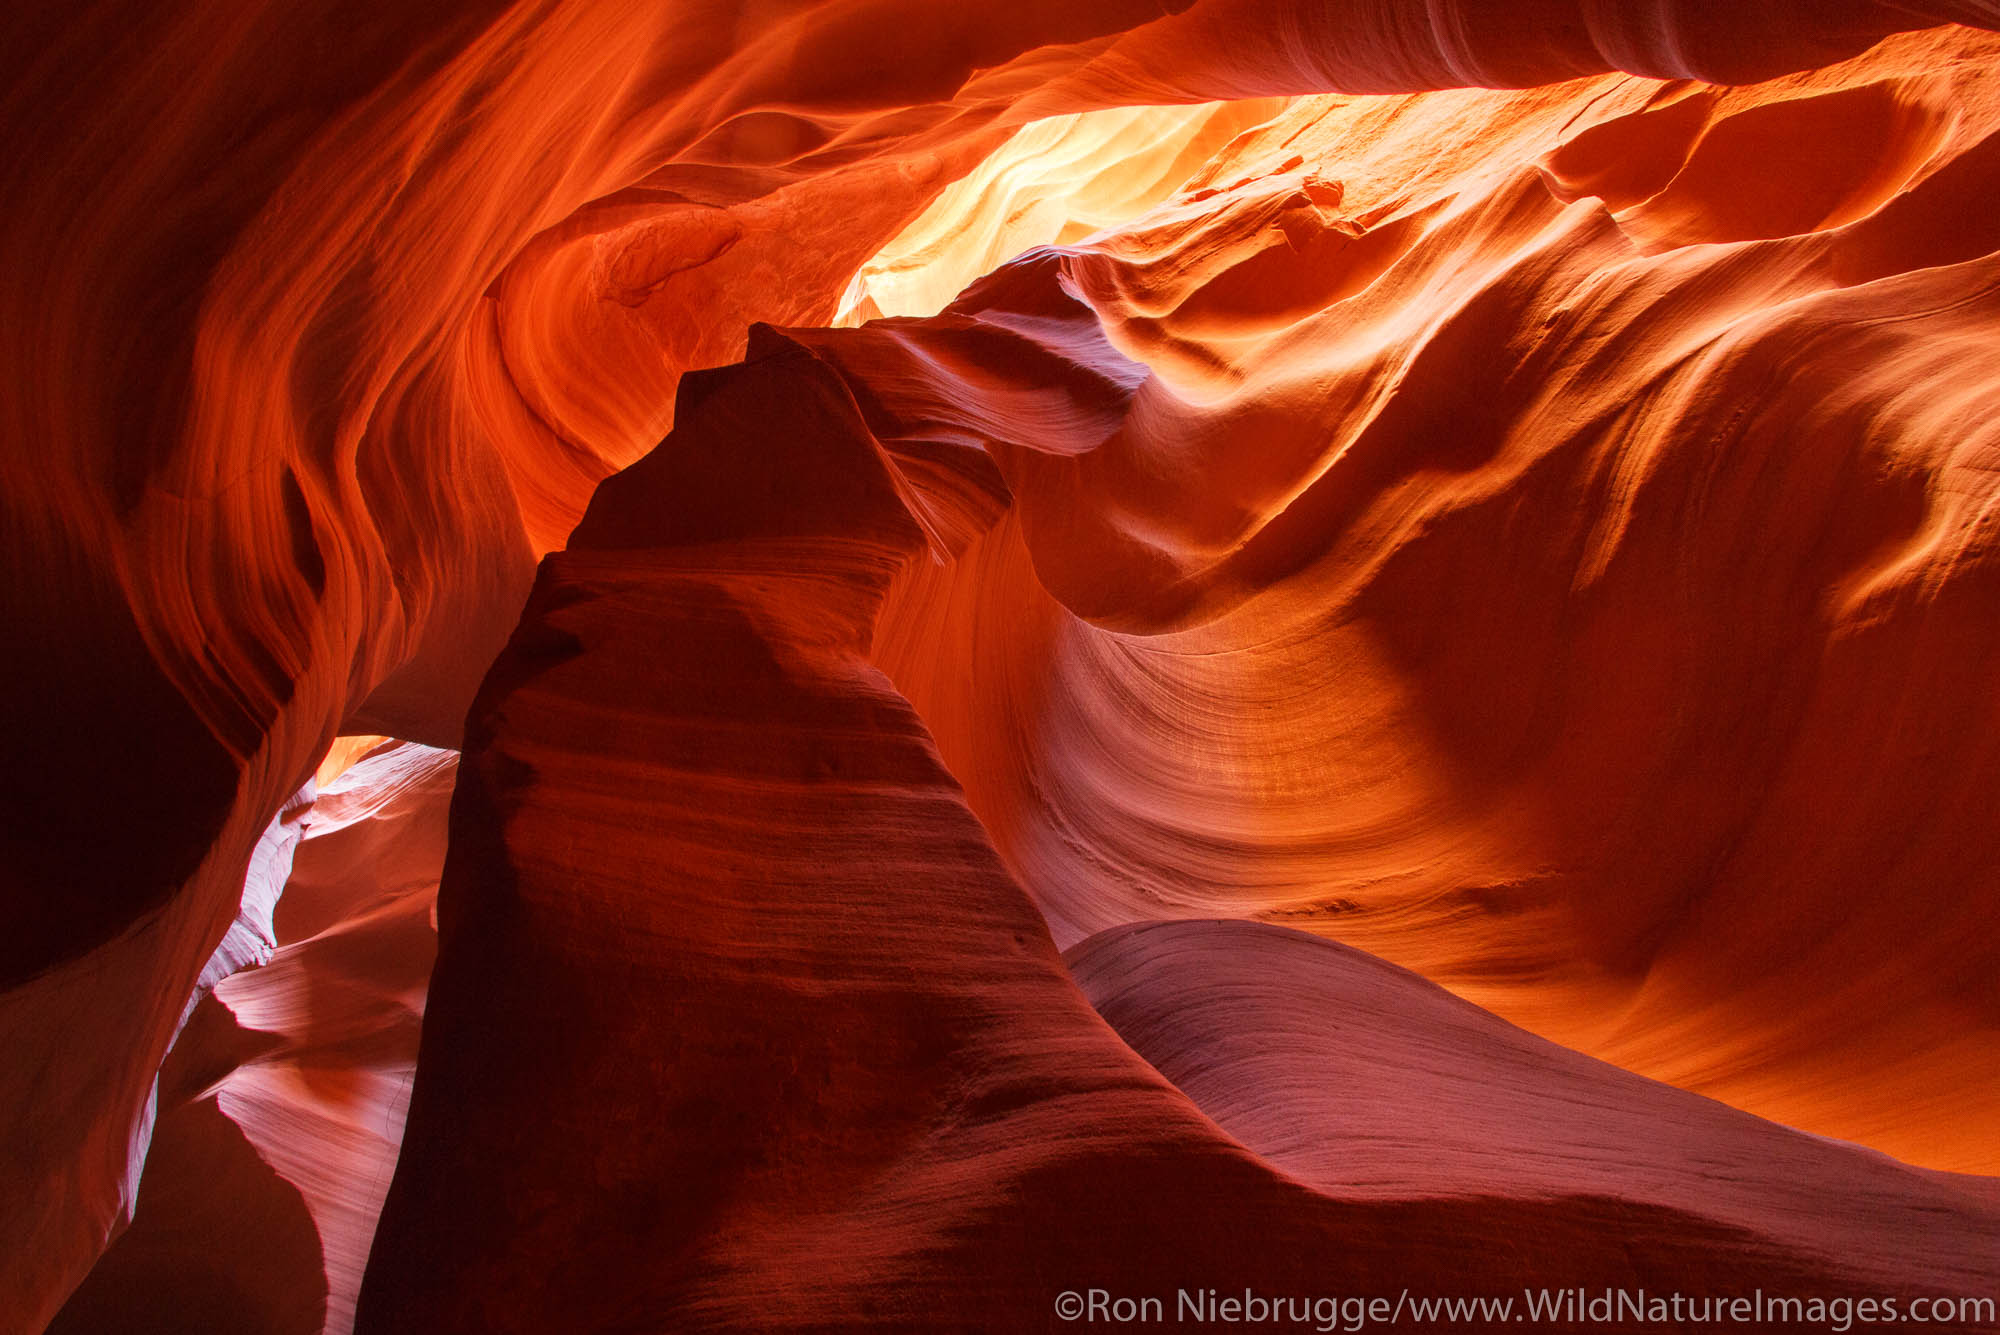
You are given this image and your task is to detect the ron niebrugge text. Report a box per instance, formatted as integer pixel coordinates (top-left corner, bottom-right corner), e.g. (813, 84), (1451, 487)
(1051, 1287), (1996, 1331)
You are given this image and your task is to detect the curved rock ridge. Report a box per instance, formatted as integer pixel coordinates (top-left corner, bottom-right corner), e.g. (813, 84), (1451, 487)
(7, 2), (2000, 1327)
(834, 100), (1284, 324)
(1069, 919), (2000, 1294)
(358, 334), (1884, 1332)
(51, 742), (454, 1335)
(853, 27), (2000, 1174)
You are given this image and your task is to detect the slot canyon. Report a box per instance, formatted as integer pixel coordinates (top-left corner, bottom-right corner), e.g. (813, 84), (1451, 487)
(5, 1), (2000, 1331)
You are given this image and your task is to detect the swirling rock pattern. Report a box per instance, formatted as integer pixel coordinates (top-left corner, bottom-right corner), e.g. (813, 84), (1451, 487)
(1069, 919), (2000, 1292)
(870, 28), (2000, 1175)
(49, 743), (453, 1335)
(7, 1), (2000, 1331)
(357, 340), (1915, 1330)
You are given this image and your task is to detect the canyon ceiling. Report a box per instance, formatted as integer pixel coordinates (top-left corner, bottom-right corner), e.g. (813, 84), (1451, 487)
(5, 1), (2000, 1332)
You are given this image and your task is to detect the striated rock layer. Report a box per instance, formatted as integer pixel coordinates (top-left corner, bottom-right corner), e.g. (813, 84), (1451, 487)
(357, 336), (1981, 1329)
(51, 742), (453, 1335)
(7, 0), (2000, 1329)
(864, 26), (2000, 1173)
(1069, 919), (2000, 1295)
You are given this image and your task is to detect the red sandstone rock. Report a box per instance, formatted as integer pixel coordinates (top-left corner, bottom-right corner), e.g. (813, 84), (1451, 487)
(6, 3), (2000, 1330)
(354, 343), (1903, 1329)
(48, 744), (452, 1335)
(1069, 919), (2000, 1293)
(867, 29), (2000, 1174)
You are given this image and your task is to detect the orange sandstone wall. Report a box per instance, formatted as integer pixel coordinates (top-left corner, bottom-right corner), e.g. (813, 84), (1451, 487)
(6, 2), (2000, 1330)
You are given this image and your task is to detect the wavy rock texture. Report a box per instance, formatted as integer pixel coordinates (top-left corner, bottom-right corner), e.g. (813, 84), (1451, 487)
(50, 743), (452, 1335)
(834, 100), (1284, 324)
(7, 0), (2000, 1330)
(1069, 919), (2000, 1293)
(868, 27), (2000, 1174)
(358, 345), (1890, 1330)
